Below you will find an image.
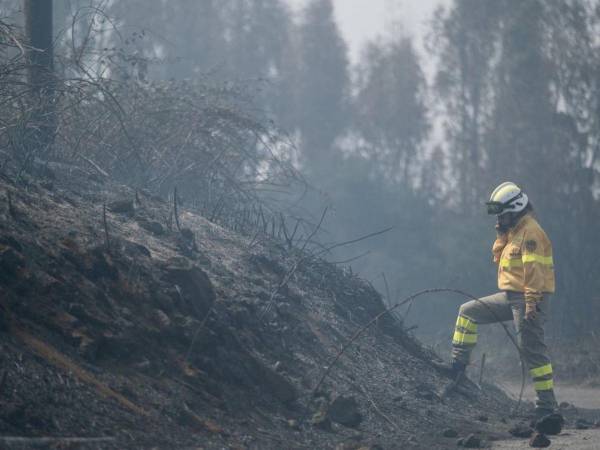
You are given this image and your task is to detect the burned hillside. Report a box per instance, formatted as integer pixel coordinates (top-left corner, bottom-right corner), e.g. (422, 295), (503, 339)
(4, 4), (600, 448)
(0, 163), (525, 449)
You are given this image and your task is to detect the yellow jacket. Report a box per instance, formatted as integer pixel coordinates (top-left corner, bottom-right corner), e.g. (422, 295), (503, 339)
(492, 213), (555, 302)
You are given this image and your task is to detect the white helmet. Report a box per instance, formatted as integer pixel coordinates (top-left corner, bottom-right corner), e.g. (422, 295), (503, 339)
(486, 182), (529, 215)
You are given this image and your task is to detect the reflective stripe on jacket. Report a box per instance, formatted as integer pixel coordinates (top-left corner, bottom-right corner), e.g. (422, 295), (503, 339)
(492, 213), (555, 302)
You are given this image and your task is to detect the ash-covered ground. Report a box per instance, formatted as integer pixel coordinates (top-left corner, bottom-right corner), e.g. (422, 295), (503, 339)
(0, 164), (594, 449)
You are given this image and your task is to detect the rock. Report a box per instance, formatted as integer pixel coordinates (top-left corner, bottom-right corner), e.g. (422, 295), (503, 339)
(40, 180), (54, 190)
(177, 228), (198, 255)
(122, 240), (151, 258)
(529, 433), (551, 448)
(107, 199), (134, 214)
(248, 254), (286, 277)
(311, 410), (331, 431)
(180, 228), (194, 241)
(457, 434), (482, 448)
(476, 415), (488, 422)
(415, 383), (436, 401)
(260, 365), (297, 404)
(153, 309), (171, 328)
(350, 431), (364, 441)
(0, 245), (25, 282)
(328, 396), (363, 428)
(138, 219), (165, 235)
(535, 413), (563, 435)
(575, 418), (591, 430)
(509, 423), (533, 438)
(83, 247), (118, 281)
(93, 331), (148, 364)
(163, 263), (215, 318)
(153, 292), (175, 312)
(133, 358), (151, 370)
(0, 236), (23, 252)
(442, 428), (458, 438)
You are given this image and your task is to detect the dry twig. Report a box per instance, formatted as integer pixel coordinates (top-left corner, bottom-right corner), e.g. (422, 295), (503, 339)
(6, 190), (15, 217)
(184, 305), (215, 364)
(173, 186), (182, 232)
(313, 288), (527, 413)
(102, 202), (110, 251)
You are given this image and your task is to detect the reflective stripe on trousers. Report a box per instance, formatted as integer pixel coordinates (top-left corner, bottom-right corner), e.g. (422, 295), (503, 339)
(531, 363), (554, 391)
(452, 315), (478, 345)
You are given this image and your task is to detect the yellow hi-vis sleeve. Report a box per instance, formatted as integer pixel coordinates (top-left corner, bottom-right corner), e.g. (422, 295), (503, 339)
(522, 232), (552, 302)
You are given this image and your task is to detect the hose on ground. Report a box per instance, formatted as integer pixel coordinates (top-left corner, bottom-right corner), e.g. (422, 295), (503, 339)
(312, 288), (527, 414)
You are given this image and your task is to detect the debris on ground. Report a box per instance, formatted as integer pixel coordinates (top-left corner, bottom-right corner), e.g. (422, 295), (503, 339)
(457, 433), (483, 448)
(328, 396), (363, 428)
(528, 432), (551, 448)
(509, 423), (534, 438)
(575, 418), (592, 430)
(442, 428), (458, 438)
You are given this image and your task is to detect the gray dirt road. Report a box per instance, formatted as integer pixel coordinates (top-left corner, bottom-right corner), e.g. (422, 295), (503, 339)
(492, 428), (600, 449)
(499, 383), (600, 410)
(492, 384), (600, 449)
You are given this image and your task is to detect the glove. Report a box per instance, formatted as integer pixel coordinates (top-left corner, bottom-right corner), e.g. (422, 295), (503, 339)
(525, 302), (537, 321)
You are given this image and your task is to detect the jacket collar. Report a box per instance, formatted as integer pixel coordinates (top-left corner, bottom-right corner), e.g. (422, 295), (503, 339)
(509, 212), (533, 236)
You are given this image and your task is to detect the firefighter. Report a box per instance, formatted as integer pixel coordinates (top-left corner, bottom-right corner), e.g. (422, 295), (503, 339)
(441, 182), (557, 418)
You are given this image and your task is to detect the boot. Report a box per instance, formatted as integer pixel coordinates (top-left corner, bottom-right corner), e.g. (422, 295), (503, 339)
(431, 359), (466, 378)
(434, 359), (477, 399)
(532, 411), (564, 435)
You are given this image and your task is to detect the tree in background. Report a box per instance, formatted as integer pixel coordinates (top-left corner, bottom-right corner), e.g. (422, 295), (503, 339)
(225, 0), (292, 81)
(18, 0), (600, 337)
(541, 0), (600, 332)
(295, 0), (349, 174)
(430, 0), (502, 212)
(224, 0), (294, 120)
(354, 36), (428, 183)
(106, 0), (295, 119)
(317, 33), (452, 327)
(485, 0), (600, 334)
(431, 0), (600, 335)
(108, 0), (227, 80)
(485, 0), (558, 200)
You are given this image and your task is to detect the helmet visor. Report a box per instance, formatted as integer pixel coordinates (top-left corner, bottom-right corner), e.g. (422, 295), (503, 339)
(486, 191), (524, 215)
(486, 201), (505, 215)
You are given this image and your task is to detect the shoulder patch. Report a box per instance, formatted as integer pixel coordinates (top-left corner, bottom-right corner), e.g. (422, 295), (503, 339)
(525, 239), (537, 252)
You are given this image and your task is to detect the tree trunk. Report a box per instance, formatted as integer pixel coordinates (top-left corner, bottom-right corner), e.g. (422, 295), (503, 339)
(24, 0), (55, 156)
(25, 0), (53, 87)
